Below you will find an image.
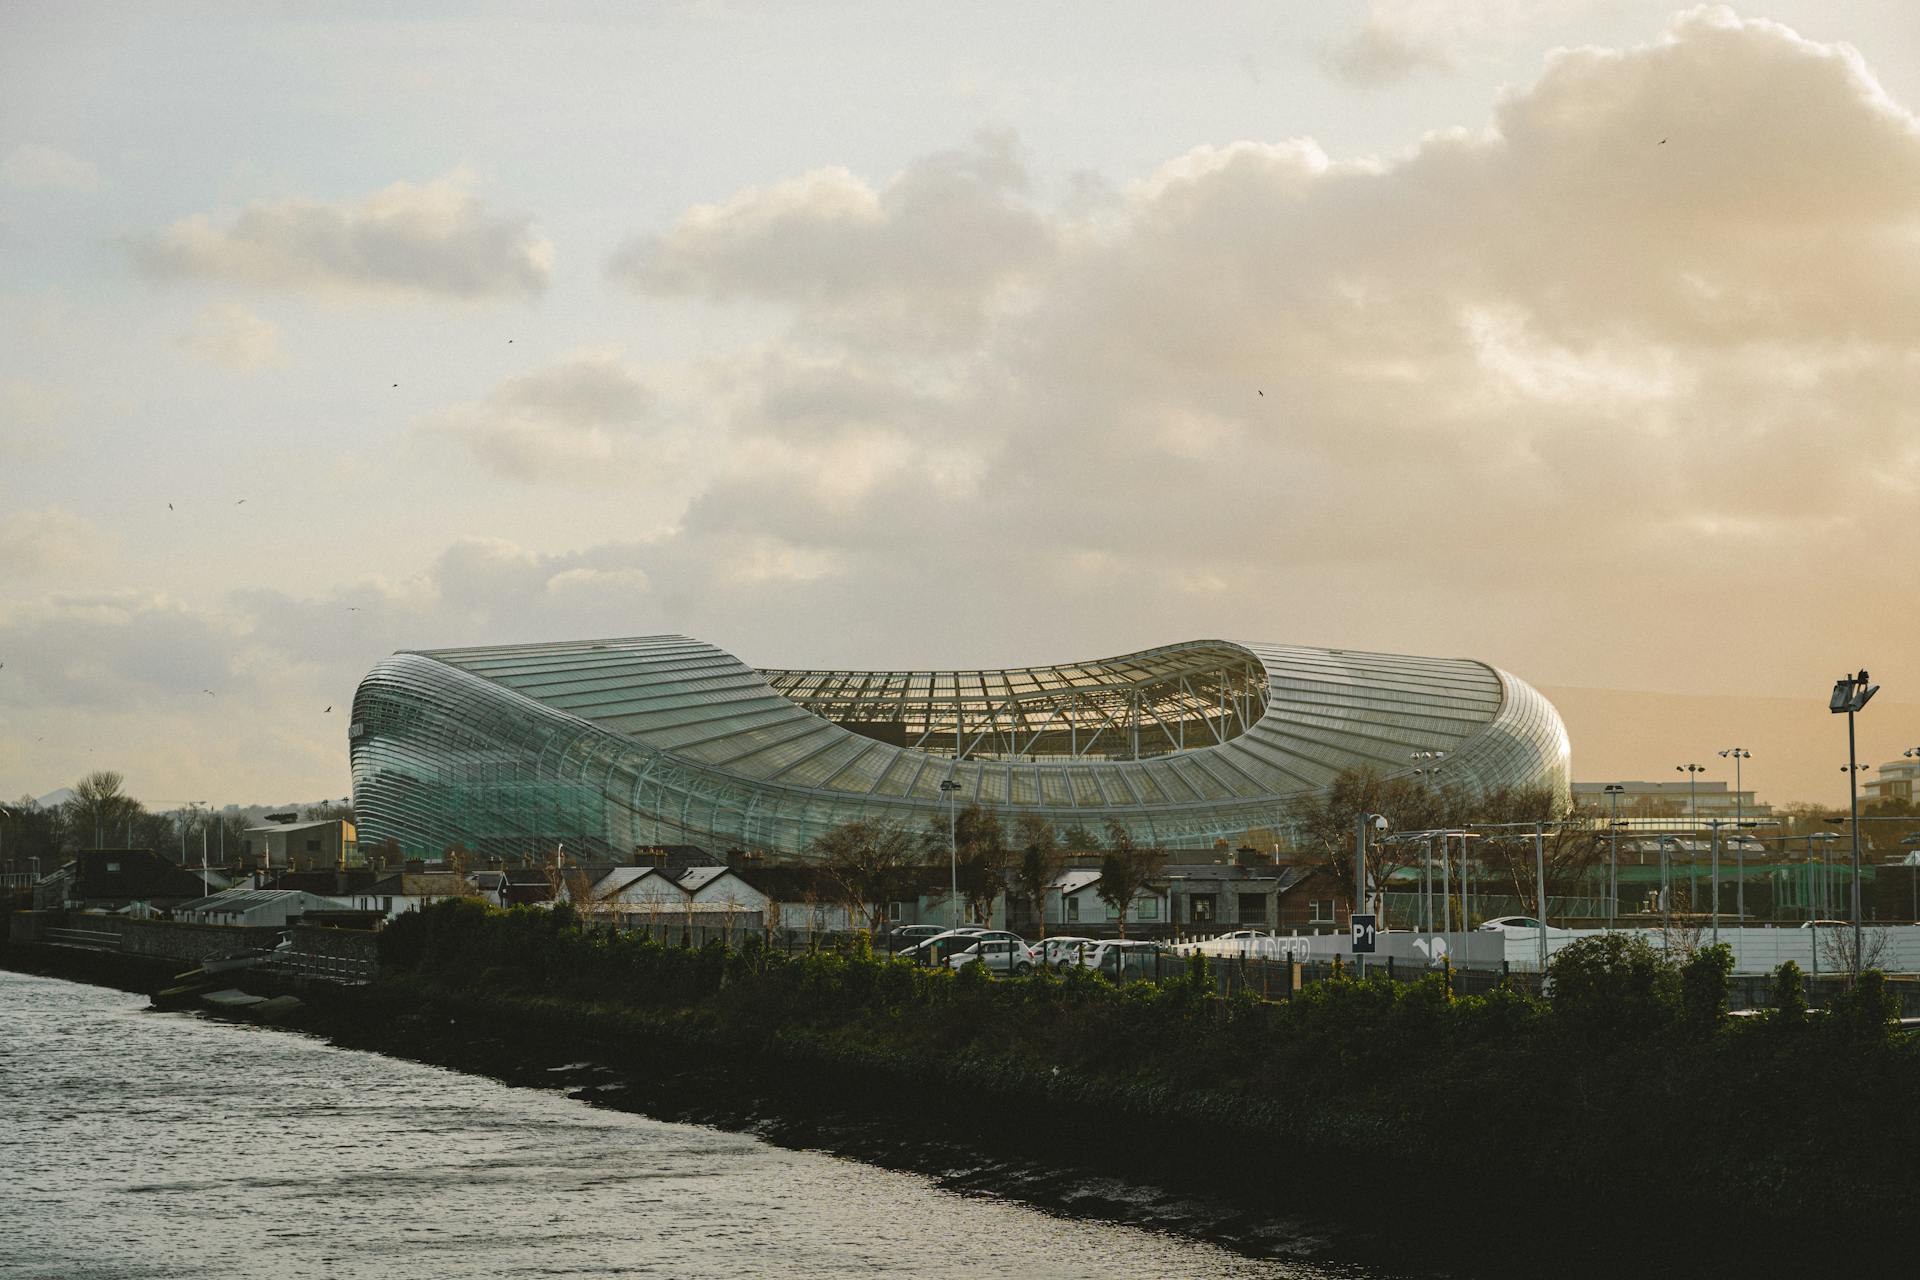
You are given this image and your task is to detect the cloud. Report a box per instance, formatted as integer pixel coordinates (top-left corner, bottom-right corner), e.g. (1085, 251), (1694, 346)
(0, 508), (111, 577)
(1, 144), (103, 191)
(128, 176), (552, 300)
(419, 347), (665, 479)
(1323, 13), (1456, 87)
(608, 131), (1056, 349)
(177, 303), (286, 370)
(0, 377), (75, 462)
(576, 7), (1920, 692)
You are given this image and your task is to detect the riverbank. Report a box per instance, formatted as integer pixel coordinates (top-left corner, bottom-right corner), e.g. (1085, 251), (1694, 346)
(12, 902), (1917, 1276)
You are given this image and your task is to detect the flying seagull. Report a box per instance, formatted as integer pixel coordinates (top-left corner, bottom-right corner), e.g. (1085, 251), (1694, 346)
(1257, 390), (1263, 396)
(1659, 139), (1667, 145)
(202, 689), (215, 696)
(168, 503), (173, 510)
(324, 705), (332, 713)
(236, 499), (246, 505)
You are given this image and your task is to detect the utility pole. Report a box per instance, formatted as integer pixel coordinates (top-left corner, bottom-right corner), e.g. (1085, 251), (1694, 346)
(1534, 822), (1547, 974)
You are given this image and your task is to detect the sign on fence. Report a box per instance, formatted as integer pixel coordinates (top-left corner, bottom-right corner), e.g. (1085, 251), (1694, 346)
(1351, 913), (1378, 954)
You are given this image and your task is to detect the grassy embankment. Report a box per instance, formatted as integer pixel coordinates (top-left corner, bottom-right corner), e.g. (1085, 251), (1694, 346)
(360, 900), (1914, 1259)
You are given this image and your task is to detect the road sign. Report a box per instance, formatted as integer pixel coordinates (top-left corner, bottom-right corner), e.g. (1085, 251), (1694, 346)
(1351, 913), (1378, 954)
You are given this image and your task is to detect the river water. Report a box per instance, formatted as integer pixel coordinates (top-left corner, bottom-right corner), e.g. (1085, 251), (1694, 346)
(0, 972), (1381, 1280)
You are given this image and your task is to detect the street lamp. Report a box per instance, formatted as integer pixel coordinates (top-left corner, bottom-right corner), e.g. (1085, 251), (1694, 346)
(1718, 748), (1751, 920)
(1675, 763), (1705, 832)
(1603, 785), (1625, 930)
(939, 777), (963, 927)
(1829, 670), (1879, 978)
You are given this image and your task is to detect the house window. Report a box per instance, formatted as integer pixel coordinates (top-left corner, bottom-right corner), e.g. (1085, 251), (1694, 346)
(1310, 899), (1333, 923)
(305, 839), (321, 853)
(1237, 893), (1267, 922)
(1190, 894), (1216, 923)
(887, 901), (905, 921)
(1135, 898), (1159, 921)
(1065, 897), (1079, 922)
(105, 862), (120, 873)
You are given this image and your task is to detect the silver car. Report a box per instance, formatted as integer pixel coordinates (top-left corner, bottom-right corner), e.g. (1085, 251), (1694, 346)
(946, 937), (1037, 976)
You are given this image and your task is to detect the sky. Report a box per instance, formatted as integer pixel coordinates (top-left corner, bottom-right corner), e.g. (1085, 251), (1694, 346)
(3, 2), (1919, 811)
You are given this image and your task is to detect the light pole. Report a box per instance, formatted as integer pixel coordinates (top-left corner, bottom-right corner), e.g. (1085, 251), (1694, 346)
(1675, 763), (1705, 832)
(1829, 670), (1879, 978)
(1656, 835), (1676, 945)
(939, 777), (962, 927)
(1718, 748), (1750, 920)
(1353, 812), (1389, 972)
(1603, 785), (1624, 929)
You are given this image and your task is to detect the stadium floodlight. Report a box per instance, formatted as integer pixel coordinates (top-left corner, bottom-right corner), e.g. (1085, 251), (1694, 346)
(1828, 670), (1879, 977)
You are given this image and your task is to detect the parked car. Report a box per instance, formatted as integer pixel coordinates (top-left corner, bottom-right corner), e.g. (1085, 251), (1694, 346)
(886, 924), (949, 949)
(1035, 936), (1100, 972)
(898, 928), (992, 963)
(947, 937), (1037, 976)
(1798, 919), (1850, 928)
(1084, 939), (1178, 980)
(1477, 916), (1569, 935)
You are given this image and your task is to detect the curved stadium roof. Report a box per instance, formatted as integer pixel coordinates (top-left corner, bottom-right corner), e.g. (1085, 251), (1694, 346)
(350, 636), (1570, 859)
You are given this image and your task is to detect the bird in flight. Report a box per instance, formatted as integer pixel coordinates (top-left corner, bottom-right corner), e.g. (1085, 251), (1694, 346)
(168, 503), (174, 510)
(324, 705), (332, 713)
(202, 689), (215, 696)
(235, 499), (246, 505)
(1659, 139), (1667, 145)
(1257, 390), (1264, 396)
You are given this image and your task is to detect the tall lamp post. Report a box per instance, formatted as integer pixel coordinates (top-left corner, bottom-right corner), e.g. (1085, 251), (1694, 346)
(1603, 785), (1624, 929)
(939, 777), (963, 927)
(1829, 670), (1879, 978)
(1675, 763), (1705, 831)
(1718, 748), (1751, 920)
(1411, 752), (1444, 931)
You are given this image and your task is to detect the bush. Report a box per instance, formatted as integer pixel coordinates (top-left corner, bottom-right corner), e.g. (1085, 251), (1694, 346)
(1548, 933), (1678, 1042)
(1680, 944), (1734, 1035)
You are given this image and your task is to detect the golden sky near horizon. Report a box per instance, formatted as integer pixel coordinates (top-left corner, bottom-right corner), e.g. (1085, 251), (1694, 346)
(3, 3), (1919, 808)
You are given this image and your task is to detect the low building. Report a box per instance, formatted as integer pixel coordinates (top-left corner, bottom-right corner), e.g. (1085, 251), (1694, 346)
(175, 888), (346, 926)
(35, 849), (224, 913)
(348, 871), (474, 922)
(1573, 780), (1771, 826)
(1867, 759), (1920, 807)
(241, 819), (360, 872)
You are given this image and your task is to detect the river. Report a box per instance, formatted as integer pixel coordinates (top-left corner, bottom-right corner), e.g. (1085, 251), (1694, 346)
(0, 972), (1388, 1279)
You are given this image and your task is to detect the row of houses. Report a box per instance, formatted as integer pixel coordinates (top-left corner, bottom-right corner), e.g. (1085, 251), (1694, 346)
(27, 845), (1352, 939)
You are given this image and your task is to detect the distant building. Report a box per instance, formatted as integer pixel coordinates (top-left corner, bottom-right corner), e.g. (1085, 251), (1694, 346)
(35, 849), (226, 912)
(348, 871), (473, 922)
(175, 888), (346, 927)
(242, 819), (359, 872)
(1573, 780), (1770, 828)
(1867, 759), (1920, 807)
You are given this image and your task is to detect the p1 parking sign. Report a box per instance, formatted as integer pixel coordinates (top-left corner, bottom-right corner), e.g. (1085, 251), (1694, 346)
(1351, 913), (1378, 954)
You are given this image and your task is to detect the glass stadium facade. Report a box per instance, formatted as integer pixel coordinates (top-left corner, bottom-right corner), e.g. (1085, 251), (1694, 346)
(349, 635), (1571, 860)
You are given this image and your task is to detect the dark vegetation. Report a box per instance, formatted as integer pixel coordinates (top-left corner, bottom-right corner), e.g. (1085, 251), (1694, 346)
(375, 901), (1916, 1265)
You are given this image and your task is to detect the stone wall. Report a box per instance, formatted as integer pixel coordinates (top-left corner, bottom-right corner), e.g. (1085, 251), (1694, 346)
(8, 910), (281, 964)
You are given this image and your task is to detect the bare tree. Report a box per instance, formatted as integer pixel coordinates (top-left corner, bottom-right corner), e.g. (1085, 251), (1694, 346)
(67, 771), (141, 849)
(1096, 822), (1165, 940)
(1819, 922), (1890, 975)
(1012, 814), (1066, 940)
(813, 818), (921, 935)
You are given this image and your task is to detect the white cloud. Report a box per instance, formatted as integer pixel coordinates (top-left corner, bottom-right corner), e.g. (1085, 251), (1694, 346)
(420, 347), (666, 480)
(609, 131), (1056, 349)
(0, 508), (112, 577)
(177, 303), (287, 371)
(1, 144), (103, 191)
(0, 377), (75, 462)
(129, 176), (551, 300)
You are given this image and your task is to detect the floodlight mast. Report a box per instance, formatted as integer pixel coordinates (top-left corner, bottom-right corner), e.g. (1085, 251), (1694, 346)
(1829, 670), (1878, 978)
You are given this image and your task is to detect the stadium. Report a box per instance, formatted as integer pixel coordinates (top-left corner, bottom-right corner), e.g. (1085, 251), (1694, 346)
(349, 635), (1570, 860)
